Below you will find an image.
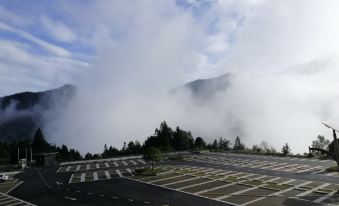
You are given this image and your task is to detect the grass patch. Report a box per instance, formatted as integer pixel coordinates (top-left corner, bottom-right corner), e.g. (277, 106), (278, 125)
(326, 166), (339, 172)
(134, 167), (167, 176)
(224, 176), (238, 182)
(263, 183), (291, 190)
(241, 180), (263, 186)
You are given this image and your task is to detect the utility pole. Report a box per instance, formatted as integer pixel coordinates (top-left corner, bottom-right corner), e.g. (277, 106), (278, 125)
(30, 146), (33, 164)
(17, 147), (20, 163)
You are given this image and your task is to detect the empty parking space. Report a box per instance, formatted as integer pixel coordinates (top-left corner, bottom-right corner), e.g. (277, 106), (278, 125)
(58, 158), (147, 173)
(188, 155), (329, 175)
(69, 168), (134, 183)
(0, 178), (22, 194)
(126, 164), (339, 206)
(0, 192), (35, 206)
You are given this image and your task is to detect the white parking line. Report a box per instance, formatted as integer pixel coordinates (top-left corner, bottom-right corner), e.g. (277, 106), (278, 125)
(96, 164), (99, 169)
(105, 171), (111, 179)
(105, 162), (109, 168)
(116, 169), (123, 177)
(68, 174), (74, 183)
(126, 168), (134, 176)
(138, 159), (146, 164)
(66, 166), (71, 172)
(195, 174), (265, 195)
(311, 169), (325, 175)
(297, 166), (323, 173)
(76, 165), (80, 171)
(314, 190), (337, 203)
(122, 161), (128, 166)
(242, 181), (313, 205)
(278, 179), (295, 185)
(296, 183), (330, 197)
(216, 177), (280, 200)
(86, 164), (90, 170)
(93, 172), (98, 180)
(0, 193), (36, 205)
(113, 162), (119, 166)
(130, 160), (137, 165)
(81, 173), (85, 182)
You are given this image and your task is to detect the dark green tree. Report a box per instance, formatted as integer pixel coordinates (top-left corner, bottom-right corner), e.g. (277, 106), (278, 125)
(219, 137), (231, 150)
(281, 143), (291, 155)
(155, 121), (173, 151)
(233, 136), (245, 151)
(212, 139), (218, 149)
(194, 137), (206, 149)
(143, 147), (162, 171)
(173, 127), (194, 151)
(31, 128), (50, 153)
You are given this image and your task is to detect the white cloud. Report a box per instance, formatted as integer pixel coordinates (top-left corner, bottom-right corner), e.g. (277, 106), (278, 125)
(40, 15), (76, 43)
(3, 0), (339, 154)
(0, 22), (70, 57)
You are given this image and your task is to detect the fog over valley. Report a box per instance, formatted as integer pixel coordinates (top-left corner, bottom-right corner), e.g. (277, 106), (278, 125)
(2, 1), (339, 154)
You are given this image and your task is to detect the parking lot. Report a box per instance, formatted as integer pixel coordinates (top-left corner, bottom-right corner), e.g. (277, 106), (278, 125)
(128, 164), (339, 206)
(57, 159), (146, 173)
(187, 154), (328, 175)
(0, 192), (35, 206)
(0, 176), (22, 194)
(69, 168), (135, 183)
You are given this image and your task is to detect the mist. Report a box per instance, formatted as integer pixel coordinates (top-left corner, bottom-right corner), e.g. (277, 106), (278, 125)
(40, 0), (339, 154)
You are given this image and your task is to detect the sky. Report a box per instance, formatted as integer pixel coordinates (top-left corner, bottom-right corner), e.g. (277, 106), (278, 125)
(2, 0), (339, 153)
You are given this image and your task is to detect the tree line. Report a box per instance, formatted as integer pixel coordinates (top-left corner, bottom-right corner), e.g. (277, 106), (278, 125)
(0, 128), (81, 164)
(2, 120), (332, 164)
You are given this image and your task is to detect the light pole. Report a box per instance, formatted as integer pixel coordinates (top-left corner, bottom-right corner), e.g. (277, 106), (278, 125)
(322, 122), (339, 173)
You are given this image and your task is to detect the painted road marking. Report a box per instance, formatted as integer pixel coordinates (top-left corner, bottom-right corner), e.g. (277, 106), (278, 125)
(80, 173), (85, 182)
(130, 160), (137, 165)
(314, 190), (337, 203)
(86, 164), (90, 170)
(65, 196), (77, 201)
(93, 172), (98, 180)
(113, 162), (119, 167)
(96, 164), (99, 169)
(76, 165), (80, 171)
(116, 169), (123, 177)
(105, 171), (111, 179)
(126, 168), (134, 176)
(105, 162), (109, 168)
(216, 177), (280, 200)
(296, 183), (330, 197)
(122, 161), (128, 166)
(66, 166), (71, 172)
(242, 181), (313, 205)
(0, 193), (36, 206)
(138, 159), (146, 164)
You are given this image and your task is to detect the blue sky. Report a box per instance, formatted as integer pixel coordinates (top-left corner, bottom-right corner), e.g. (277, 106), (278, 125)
(0, 0), (249, 96)
(3, 0), (339, 153)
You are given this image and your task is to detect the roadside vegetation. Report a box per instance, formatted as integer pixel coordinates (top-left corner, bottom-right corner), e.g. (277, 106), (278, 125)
(0, 120), (335, 165)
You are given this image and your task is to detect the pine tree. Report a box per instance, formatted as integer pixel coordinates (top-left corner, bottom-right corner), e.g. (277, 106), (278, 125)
(233, 136), (245, 151)
(31, 128), (50, 153)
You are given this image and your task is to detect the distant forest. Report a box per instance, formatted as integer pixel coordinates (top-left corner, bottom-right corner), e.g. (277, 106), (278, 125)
(0, 121), (248, 164)
(2, 120), (325, 165)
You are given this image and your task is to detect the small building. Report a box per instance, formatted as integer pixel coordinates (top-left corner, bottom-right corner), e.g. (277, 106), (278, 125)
(33, 152), (58, 166)
(18, 159), (27, 169)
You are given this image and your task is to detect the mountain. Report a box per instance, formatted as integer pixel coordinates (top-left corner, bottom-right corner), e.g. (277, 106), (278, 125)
(0, 85), (76, 143)
(175, 73), (232, 99)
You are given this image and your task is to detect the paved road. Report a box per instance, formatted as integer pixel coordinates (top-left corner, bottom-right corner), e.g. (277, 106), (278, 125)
(10, 166), (231, 206)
